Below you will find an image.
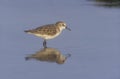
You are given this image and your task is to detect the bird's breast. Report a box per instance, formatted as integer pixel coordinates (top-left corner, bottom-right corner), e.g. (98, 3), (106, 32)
(34, 31), (61, 40)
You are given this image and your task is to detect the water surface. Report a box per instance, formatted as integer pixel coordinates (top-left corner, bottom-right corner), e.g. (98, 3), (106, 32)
(0, 0), (120, 79)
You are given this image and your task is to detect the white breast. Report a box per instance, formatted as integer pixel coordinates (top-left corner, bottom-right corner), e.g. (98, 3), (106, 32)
(34, 32), (61, 40)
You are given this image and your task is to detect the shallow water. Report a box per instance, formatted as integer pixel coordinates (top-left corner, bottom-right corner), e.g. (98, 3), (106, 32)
(0, 0), (120, 79)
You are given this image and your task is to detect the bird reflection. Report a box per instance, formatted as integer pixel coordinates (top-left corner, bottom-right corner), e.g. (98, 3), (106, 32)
(25, 47), (71, 64)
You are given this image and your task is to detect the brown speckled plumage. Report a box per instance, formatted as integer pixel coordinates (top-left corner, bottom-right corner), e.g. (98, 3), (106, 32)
(24, 21), (71, 48)
(25, 24), (60, 36)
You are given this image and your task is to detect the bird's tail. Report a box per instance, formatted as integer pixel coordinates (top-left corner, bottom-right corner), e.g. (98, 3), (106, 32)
(24, 30), (31, 33)
(24, 30), (34, 34)
(25, 56), (32, 60)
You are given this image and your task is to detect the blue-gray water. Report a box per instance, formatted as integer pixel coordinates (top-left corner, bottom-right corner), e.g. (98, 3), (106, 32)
(0, 0), (120, 79)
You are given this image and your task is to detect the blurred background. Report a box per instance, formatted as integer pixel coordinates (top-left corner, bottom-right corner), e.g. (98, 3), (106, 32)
(90, 0), (120, 7)
(0, 0), (120, 79)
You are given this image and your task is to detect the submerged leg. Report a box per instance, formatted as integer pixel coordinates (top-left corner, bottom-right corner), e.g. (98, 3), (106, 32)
(43, 40), (47, 48)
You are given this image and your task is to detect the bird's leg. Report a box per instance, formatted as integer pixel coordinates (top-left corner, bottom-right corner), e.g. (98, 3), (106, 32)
(43, 40), (47, 48)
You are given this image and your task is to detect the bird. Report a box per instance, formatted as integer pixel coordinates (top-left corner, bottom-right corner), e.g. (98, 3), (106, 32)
(24, 21), (71, 48)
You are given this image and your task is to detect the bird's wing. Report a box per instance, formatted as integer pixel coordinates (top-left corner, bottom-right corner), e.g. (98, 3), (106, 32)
(34, 24), (58, 35)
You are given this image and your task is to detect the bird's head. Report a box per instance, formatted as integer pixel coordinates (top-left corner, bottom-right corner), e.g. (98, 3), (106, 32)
(55, 21), (71, 31)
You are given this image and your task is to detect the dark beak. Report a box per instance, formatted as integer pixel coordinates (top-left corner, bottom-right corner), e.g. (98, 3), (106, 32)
(65, 53), (71, 59)
(66, 26), (71, 31)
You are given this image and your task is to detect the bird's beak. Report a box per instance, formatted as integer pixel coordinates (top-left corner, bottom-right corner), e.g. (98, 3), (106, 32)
(65, 53), (71, 59)
(66, 26), (71, 31)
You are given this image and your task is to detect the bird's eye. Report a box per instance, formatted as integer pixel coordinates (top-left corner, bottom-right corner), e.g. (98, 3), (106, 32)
(62, 24), (65, 26)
